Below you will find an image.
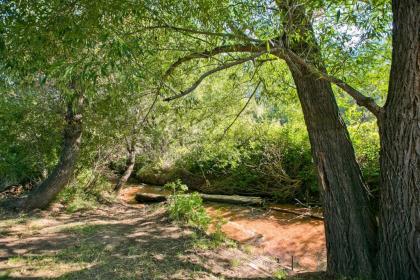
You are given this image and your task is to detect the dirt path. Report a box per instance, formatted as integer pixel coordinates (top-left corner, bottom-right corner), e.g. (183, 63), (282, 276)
(0, 203), (288, 279)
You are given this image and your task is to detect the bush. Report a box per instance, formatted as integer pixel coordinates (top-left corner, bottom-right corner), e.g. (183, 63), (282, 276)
(56, 169), (114, 212)
(165, 180), (211, 231)
(179, 122), (316, 202)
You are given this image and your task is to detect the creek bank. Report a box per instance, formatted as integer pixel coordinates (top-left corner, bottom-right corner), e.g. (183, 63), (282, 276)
(130, 168), (317, 203)
(133, 186), (323, 219)
(135, 192), (264, 206)
(121, 184), (327, 272)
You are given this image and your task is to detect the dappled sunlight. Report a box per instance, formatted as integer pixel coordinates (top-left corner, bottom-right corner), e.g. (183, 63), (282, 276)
(0, 204), (286, 279)
(122, 185), (327, 273)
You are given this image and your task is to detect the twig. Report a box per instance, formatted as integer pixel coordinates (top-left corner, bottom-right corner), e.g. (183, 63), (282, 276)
(222, 80), (262, 137)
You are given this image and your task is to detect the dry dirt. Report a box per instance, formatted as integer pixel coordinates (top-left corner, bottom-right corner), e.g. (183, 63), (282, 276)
(0, 187), (329, 279)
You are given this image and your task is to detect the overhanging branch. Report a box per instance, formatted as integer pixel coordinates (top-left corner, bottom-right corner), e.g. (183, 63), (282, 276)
(163, 52), (267, 101)
(137, 24), (262, 43)
(163, 43), (268, 80)
(285, 50), (383, 118)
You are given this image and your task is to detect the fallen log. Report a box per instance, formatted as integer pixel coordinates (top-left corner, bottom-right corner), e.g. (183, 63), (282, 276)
(269, 206), (324, 220)
(135, 193), (167, 203)
(134, 192), (263, 206)
(200, 194), (263, 206)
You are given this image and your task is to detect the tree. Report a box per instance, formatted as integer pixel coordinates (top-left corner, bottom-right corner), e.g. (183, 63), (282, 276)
(0, 0), (150, 209)
(140, 0), (417, 278)
(20, 91), (84, 209)
(376, 0), (419, 277)
(274, 1), (377, 276)
(144, 1), (377, 277)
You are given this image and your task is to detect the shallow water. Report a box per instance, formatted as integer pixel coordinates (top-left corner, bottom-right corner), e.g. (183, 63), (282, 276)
(120, 184), (327, 272)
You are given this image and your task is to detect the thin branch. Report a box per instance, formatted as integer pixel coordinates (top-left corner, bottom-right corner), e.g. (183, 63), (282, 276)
(141, 91), (159, 125)
(222, 80), (262, 136)
(285, 50), (382, 118)
(163, 43), (269, 80)
(134, 25), (262, 43)
(163, 53), (267, 101)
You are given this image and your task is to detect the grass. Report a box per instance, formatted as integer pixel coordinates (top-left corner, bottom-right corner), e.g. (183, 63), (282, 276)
(274, 269), (288, 279)
(62, 224), (100, 235)
(229, 258), (241, 268)
(242, 244), (255, 254)
(0, 203), (330, 280)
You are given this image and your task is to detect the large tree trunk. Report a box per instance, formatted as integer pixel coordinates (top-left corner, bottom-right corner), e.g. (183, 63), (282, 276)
(114, 144), (137, 193)
(20, 95), (84, 210)
(276, 1), (377, 277)
(377, 1), (420, 279)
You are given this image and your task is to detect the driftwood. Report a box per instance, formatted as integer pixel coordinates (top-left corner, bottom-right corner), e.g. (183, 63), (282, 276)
(200, 194), (263, 206)
(269, 206), (324, 220)
(135, 192), (263, 206)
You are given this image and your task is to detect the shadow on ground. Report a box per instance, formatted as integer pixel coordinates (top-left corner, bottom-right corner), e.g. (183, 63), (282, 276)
(0, 204), (329, 280)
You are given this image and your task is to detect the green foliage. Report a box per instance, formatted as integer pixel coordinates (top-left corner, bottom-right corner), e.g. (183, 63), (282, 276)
(274, 269), (287, 279)
(0, 90), (63, 187)
(165, 179), (189, 195)
(56, 169), (114, 212)
(0, 0), (385, 209)
(165, 180), (211, 231)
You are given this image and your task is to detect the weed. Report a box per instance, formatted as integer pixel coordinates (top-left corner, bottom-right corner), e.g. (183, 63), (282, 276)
(62, 224), (99, 235)
(243, 244), (254, 254)
(274, 269), (287, 279)
(230, 258), (241, 268)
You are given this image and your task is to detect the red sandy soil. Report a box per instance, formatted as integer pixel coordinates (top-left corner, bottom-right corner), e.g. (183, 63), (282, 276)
(121, 185), (327, 273)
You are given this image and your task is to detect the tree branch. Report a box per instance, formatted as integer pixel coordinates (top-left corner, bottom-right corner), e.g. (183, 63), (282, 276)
(136, 24), (262, 43)
(163, 43), (269, 80)
(163, 52), (268, 101)
(222, 80), (262, 136)
(285, 50), (383, 118)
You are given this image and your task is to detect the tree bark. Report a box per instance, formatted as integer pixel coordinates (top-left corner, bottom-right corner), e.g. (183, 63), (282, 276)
(276, 1), (377, 277)
(377, 1), (420, 279)
(18, 94), (84, 210)
(114, 144), (137, 193)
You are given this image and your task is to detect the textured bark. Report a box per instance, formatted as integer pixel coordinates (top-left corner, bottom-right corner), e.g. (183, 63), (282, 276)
(19, 95), (84, 210)
(377, 0), (420, 279)
(276, 1), (377, 277)
(114, 145), (137, 193)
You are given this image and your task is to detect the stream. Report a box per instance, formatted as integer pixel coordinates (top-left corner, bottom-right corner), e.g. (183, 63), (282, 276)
(120, 184), (327, 272)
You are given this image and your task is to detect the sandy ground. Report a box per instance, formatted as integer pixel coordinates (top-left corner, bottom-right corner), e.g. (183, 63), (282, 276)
(0, 203), (285, 279)
(0, 187), (328, 279)
(122, 185), (327, 272)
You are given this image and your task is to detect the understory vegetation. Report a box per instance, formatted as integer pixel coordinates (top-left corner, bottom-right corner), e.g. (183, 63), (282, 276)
(1, 83), (381, 204)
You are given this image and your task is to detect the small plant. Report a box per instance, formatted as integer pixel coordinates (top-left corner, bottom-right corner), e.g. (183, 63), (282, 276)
(164, 179), (188, 195)
(243, 244), (254, 254)
(230, 258), (241, 268)
(63, 224), (99, 235)
(165, 180), (210, 231)
(210, 211), (227, 244)
(274, 269), (287, 279)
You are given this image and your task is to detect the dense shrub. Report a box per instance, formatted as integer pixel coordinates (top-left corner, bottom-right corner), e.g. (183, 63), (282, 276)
(0, 91), (63, 189)
(56, 169), (114, 212)
(165, 180), (211, 231)
(130, 118), (380, 204)
(176, 122), (316, 202)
